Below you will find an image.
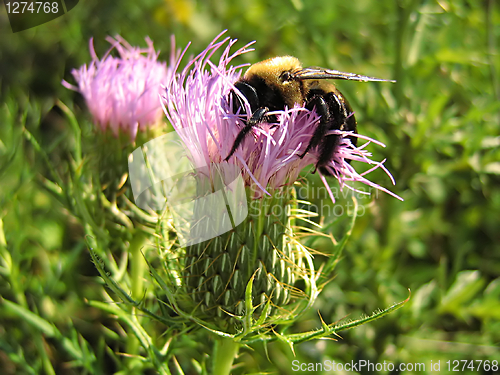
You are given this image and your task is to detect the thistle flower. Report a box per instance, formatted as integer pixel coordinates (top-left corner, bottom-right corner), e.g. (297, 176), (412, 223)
(63, 35), (171, 141)
(159, 31), (400, 329)
(161, 34), (401, 202)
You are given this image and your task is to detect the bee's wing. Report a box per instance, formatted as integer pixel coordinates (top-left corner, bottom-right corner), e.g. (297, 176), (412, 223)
(293, 67), (395, 83)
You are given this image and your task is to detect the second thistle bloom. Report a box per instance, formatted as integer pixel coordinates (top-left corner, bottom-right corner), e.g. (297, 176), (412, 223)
(63, 36), (172, 141)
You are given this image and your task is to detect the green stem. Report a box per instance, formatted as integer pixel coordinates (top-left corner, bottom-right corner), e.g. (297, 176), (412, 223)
(130, 230), (148, 300)
(0, 219), (28, 308)
(486, 0), (499, 100)
(393, 0), (419, 107)
(393, 0), (406, 107)
(127, 230), (149, 373)
(212, 337), (239, 375)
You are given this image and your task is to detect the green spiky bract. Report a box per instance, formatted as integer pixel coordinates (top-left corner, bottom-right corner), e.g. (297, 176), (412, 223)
(184, 185), (311, 331)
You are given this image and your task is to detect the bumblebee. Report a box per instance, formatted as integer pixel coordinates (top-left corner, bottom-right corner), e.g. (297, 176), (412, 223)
(224, 56), (394, 174)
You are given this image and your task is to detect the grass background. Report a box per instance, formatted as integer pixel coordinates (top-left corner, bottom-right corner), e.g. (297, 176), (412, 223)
(1, 0), (499, 373)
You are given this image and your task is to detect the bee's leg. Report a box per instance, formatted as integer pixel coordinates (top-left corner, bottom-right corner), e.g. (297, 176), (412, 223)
(224, 107), (269, 161)
(225, 82), (262, 161)
(299, 95), (331, 159)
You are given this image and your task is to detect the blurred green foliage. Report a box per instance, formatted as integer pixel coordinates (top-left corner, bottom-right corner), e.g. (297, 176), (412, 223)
(1, 0), (499, 373)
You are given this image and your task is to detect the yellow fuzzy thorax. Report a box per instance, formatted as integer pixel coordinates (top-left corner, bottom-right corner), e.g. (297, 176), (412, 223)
(243, 56), (304, 108)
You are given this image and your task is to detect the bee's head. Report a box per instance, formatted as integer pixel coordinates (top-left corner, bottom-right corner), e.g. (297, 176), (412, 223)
(243, 56), (304, 108)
